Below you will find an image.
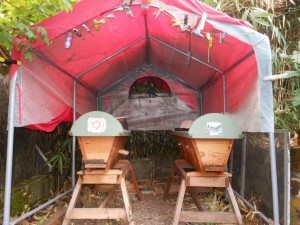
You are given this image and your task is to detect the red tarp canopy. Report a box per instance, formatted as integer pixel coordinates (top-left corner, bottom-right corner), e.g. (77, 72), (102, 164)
(11, 0), (274, 132)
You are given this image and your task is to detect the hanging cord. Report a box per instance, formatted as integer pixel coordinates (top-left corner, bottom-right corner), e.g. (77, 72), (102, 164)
(185, 28), (192, 65)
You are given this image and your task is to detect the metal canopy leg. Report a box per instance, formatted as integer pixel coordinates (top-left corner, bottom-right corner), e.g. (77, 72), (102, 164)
(269, 132), (280, 225)
(72, 80), (77, 187)
(2, 71), (19, 225)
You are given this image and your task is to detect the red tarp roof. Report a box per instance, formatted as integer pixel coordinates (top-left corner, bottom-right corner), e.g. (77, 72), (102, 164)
(11, 0), (274, 132)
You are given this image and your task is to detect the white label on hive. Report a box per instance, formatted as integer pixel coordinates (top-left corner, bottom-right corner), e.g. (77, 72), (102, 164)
(87, 118), (107, 133)
(207, 122), (222, 136)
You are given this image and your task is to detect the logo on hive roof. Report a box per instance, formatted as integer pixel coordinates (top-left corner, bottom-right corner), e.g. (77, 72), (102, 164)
(207, 122), (222, 136)
(87, 118), (107, 133)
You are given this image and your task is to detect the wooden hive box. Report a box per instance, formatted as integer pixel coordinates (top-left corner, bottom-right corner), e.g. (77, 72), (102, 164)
(172, 113), (242, 175)
(69, 111), (130, 171)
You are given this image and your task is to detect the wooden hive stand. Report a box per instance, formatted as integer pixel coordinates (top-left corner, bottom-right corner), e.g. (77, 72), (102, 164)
(164, 113), (244, 225)
(63, 111), (141, 225)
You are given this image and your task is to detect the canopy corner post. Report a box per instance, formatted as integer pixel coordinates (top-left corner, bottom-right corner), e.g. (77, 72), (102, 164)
(269, 132), (280, 225)
(71, 80), (77, 187)
(2, 70), (19, 225)
(240, 133), (247, 197)
(283, 130), (291, 225)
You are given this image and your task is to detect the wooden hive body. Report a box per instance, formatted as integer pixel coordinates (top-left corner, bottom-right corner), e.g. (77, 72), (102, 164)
(173, 113), (242, 175)
(70, 111), (130, 171)
(78, 136), (128, 170)
(176, 137), (233, 174)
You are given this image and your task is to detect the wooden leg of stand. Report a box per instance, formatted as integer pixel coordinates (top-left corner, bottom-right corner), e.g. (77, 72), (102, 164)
(62, 176), (83, 225)
(172, 179), (186, 225)
(120, 176), (134, 225)
(99, 185), (117, 208)
(129, 164), (141, 200)
(227, 183), (243, 225)
(186, 187), (205, 211)
(163, 165), (176, 201)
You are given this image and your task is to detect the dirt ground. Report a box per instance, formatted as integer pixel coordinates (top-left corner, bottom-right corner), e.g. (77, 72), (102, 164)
(70, 193), (177, 225)
(126, 192), (177, 225)
(70, 179), (179, 225)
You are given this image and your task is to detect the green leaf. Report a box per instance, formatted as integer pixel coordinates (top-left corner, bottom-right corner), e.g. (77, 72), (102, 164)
(242, 9), (249, 21)
(17, 42), (24, 51)
(0, 0), (76, 56)
(14, 22), (28, 31)
(253, 17), (271, 27)
(0, 33), (13, 48)
(32, 26), (50, 45)
(251, 8), (274, 18)
(25, 30), (37, 39)
(287, 71), (300, 78)
(292, 88), (300, 106)
(291, 51), (300, 65)
(47, 154), (60, 163)
(59, 157), (63, 175)
(279, 52), (288, 59)
(24, 51), (33, 62)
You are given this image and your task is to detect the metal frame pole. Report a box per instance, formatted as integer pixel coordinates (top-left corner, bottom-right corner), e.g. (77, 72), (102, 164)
(144, 12), (150, 64)
(234, 190), (274, 224)
(199, 92), (203, 116)
(150, 36), (221, 73)
(196, 91), (202, 117)
(9, 189), (72, 225)
(283, 130), (290, 225)
(2, 70), (19, 225)
(72, 80), (77, 187)
(2, 71), (75, 225)
(269, 132), (280, 225)
(240, 133), (247, 197)
(222, 74), (226, 113)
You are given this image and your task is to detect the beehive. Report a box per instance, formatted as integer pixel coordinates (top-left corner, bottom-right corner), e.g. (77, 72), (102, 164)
(69, 111), (130, 171)
(173, 113), (242, 175)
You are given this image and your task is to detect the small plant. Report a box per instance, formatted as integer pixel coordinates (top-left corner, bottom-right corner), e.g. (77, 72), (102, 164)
(289, 41), (300, 106)
(273, 41), (300, 143)
(35, 215), (48, 225)
(47, 137), (72, 176)
(43, 121), (76, 189)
